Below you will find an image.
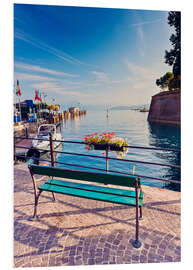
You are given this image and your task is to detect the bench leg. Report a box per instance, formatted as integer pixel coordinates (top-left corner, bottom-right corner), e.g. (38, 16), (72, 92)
(52, 192), (56, 201)
(139, 206), (143, 220)
(132, 183), (142, 248)
(131, 206), (142, 248)
(33, 190), (43, 219)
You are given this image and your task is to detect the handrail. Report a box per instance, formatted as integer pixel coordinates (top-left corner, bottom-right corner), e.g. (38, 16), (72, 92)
(14, 135), (181, 186)
(14, 136), (181, 152)
(15, 145), (181, 169)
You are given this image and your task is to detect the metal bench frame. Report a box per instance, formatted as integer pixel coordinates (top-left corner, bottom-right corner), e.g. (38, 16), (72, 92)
(28, 163), (144, 248)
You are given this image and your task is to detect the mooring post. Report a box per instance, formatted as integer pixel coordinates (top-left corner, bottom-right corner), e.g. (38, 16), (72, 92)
(14, 139), (16, 163)
(106, 145), (109, 173)
(25, 127), (28, 138)
(49, 133), (56, 201)
(49, 133), (55, 167)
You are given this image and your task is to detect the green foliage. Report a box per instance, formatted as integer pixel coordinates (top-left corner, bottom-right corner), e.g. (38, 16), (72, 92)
(168, 75), (181, 91)
(165, 11), (181, 77)
(156, 11), (181, 91)
(156, 72), (174, 90)
(41, 103), (48, 109)
(84, 132), (129, 158)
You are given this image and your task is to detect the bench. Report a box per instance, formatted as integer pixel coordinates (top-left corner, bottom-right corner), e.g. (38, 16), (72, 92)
(28, 162), (144, 248)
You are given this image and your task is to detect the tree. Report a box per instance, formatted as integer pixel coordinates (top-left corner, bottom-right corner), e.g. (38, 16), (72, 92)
(156, 72), (174, 90)
(165, 11), (181, 77)
(156, 11), (181, 91)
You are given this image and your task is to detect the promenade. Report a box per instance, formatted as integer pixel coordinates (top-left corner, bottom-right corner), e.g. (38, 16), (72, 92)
(14, 162), (181, 267)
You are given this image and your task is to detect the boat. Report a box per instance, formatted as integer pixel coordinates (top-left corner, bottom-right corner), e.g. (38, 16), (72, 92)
(32, 124), (63, 152)
(106, 109), (109, 118)
(139, 107), (149, 112)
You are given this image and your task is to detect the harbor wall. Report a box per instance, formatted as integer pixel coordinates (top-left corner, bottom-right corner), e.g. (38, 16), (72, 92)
(148, 90), (181, 126)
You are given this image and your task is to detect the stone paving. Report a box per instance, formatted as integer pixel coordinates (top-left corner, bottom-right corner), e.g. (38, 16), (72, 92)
(14, 162), (181, 267)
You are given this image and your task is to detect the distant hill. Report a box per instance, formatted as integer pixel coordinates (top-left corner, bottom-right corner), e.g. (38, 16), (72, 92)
(60, 104), (149, 111)
(110, 106), (131, 110)
(110, 104), (150, 110)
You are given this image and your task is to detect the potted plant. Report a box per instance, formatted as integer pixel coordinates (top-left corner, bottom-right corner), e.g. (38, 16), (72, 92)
(83, 132), (129, 157)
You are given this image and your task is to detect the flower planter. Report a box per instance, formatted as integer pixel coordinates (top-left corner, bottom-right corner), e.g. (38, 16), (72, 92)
(109, 144), (124, 151)
(92, 143), (108, 150)
(84, 132), (129, 158)
(92, 143), (124, 151)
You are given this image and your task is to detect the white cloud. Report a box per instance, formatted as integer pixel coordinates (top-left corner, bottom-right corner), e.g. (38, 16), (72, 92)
(135, 25), (145, 57)
(126, 61), (171, 100)
(128, 19), (162, 28)
(127, 62), (151, 78)
(15, 30), (81, 65)
(137, 26), (144, 43)
(15, 62), (80, 78)
(14, 72), (55, 82)
(30, 81), (89, 97)
(90, 71), (126, 85)
(91, 71), (109, 82)
(15, 30), (97, 68)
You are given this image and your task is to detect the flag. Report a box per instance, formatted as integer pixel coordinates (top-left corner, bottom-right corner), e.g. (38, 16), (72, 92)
(16, 80), (21, 96)
(34, 90), (42, 102)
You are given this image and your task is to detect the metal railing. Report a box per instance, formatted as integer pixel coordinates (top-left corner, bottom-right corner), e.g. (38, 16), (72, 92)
(14, 134), (181, 186)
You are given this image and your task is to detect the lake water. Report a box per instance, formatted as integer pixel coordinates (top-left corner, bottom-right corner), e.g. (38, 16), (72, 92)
(50, 110), (181, 191)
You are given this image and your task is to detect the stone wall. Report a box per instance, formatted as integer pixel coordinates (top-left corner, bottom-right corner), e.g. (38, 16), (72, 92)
(148, 90), (181, 125)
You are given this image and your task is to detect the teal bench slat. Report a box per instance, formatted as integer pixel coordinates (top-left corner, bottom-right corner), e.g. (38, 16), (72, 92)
(46, 178), (144, 202)
(39, 183), (143, 207)
(30, 164), (140, 188)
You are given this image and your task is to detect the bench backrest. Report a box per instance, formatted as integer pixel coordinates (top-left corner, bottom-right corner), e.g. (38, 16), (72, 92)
(29, 164), (141, 188)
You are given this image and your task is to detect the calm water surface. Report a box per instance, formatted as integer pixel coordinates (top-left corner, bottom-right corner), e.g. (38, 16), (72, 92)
(51, 110), (180, 191)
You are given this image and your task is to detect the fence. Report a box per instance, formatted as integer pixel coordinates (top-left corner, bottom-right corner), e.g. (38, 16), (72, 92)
(14, 134), (181, 187)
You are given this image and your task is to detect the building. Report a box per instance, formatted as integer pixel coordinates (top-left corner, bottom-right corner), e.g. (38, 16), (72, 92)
(68, 107), (80, 114)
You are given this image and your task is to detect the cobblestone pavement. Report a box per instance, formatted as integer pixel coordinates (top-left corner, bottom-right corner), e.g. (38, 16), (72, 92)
(14, 163), (181, 267)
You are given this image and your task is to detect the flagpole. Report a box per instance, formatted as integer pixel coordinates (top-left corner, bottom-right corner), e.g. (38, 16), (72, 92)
(38, 95), (40, 125)
(18, 96), (21, 121)
(40, 93), (42, 118)
(16, 80), (22, 122)
(34, 90), (42, 126)
(39, 91), (41, 121)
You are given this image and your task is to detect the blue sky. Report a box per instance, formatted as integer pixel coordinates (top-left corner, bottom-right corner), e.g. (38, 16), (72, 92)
(14, 4), (172, 109)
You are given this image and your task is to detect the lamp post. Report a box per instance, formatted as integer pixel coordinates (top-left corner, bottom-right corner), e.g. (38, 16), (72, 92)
(42, 92), (47, 104)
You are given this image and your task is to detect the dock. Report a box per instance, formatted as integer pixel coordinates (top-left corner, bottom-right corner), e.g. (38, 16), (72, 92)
(14, 109), (86, 161)
(14, 162), (180, 267)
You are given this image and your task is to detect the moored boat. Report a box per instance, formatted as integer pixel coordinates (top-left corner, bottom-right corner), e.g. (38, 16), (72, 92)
(32, 124), (63, 152)
(140, 107), (149, 112)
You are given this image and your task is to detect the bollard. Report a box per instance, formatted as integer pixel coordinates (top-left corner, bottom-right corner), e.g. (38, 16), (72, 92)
(104, 146), (109, 185)
(25, 127), (28, 138)
(49, 133), (56, 201)
(49, 133), (55, 167)
(14, 141), (16, 163)
(105, 146), (109, 173)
